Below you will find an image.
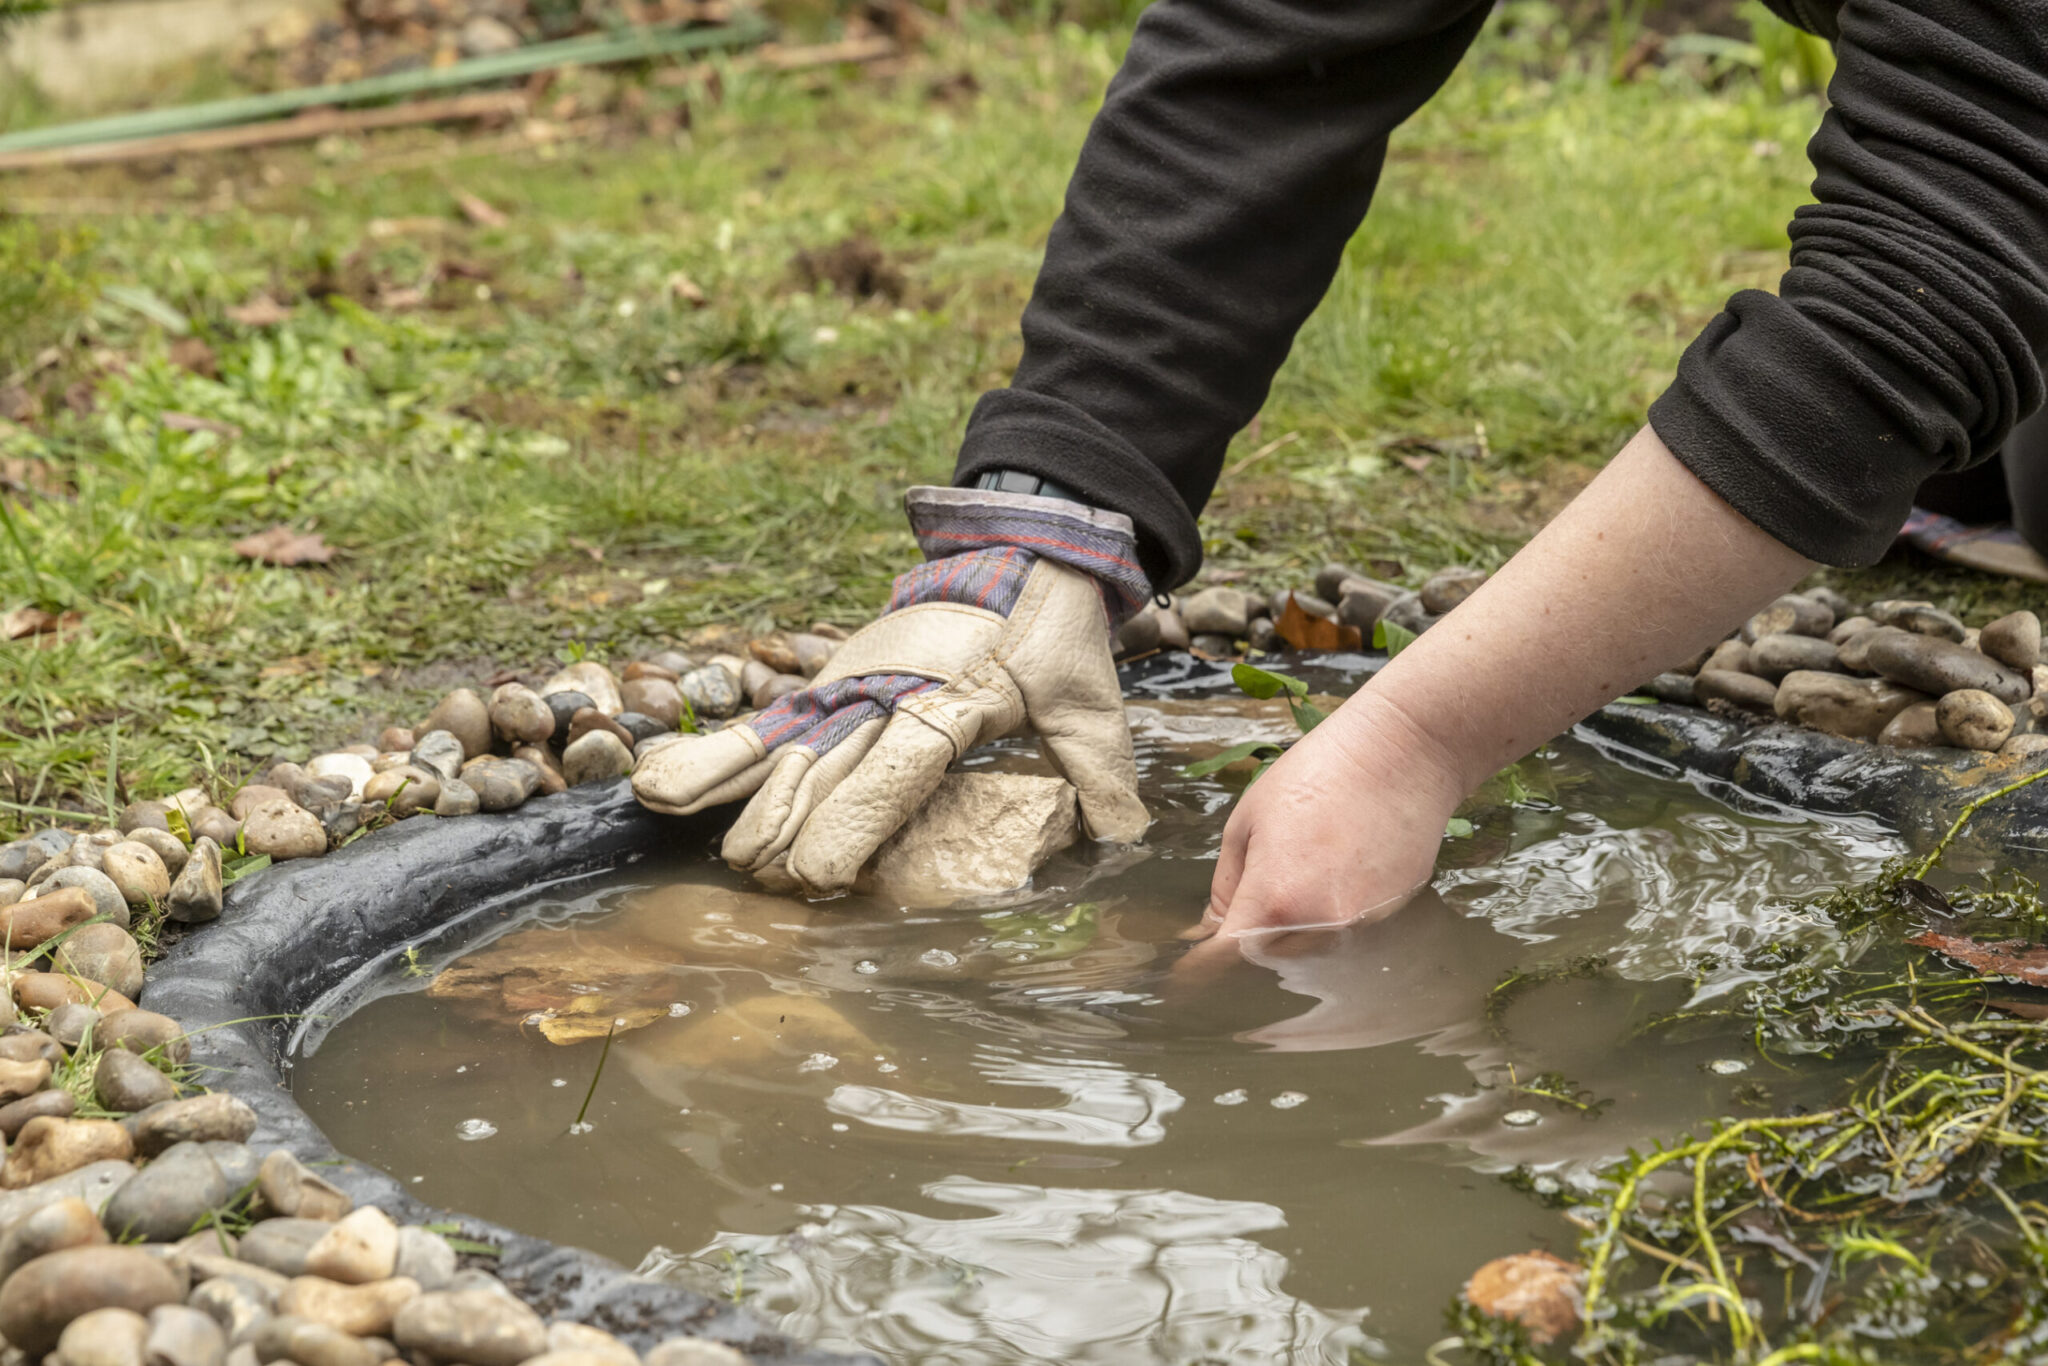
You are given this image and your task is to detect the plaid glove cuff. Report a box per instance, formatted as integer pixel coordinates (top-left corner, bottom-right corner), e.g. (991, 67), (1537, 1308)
(899, 485), (1152, 622)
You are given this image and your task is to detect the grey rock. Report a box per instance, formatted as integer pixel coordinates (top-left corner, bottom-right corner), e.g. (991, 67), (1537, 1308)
(286, 775), (353, 823)
(614, 712), (671, 745)
(790, 633), (837, 677)
(188, 1277), (273, 1345)
(1189, 633), (1237, 655)
(167, 838), (224, 924)
(1772, 671), (1924, 740)
(1114, 608), (1162, 657)
(1703, 639), (1753, 676)
(1180, 587), (1251, 637)
(1869, 599), (1967, 642)
(487, 685), (555, 747)
(364, 767), (437, 818)
(1936, 689), (2014, 751)
(1980, 610), (2043, 672)
(1836, 625), (1911, 674)
(1419, 566), (1486, 614)
(540, 663), (623, 718)
(0, 840), (51, 882)
(1743, 594), (1833, 641)
(407, 732), (465, 786)
(118, 804), (173, 836)
(1642, 673), (1697, 706)
(59, 923), (146, 1001)
(56, 1305), (151, 1366)
(102, 1142), (228, 1243)
(869, 773), (1077, 905)
(126, 1095), (257, 1157)
(432, 779), (480, 818)
(190, 808), (240, 850)
(1693, 669), (1778, 714)
(0, 1159), (136, 1226)
(2003, 732), (2048, 760)
(125, 830), (189, 881)
(254, 1150), (350, 1222)
(391, 1289), (546, 1366)
(644, 1340), (750, 1366)
(1246, 617), (1280, 652)
(1826, 614), (1877, 646)
(1865, 632), (2032, 704)
(1269, 589), (1335, 620)
(304, 755), (373, 804)
(1336, 583), (1399, 631)
(391, 1228), (455, 1293)
(47, 1004), (101, 1050)
(421, 690), (493, 762)
(1379, 592), (1438, 638)
(42, 865), (131, 925)
(1155, 608), (1190, 651)
(29, 827), (76, 856)
(468, 761), (541, 813)
(147, 1303), (227, 1366)
(1748, 633), (1840, 681)
(562, 732), (634, 787)
(677, 667), (740, 720)
(1803, 584), (1859, 620)
(1312, 562), (1376, 601)
(236, 1220), (334, 1279)
(545, 691), (595, 748)
(0, 876), (22, 903)
(0, 1088), (76, 1137)
(0, 1245), (184, 1354)
(197, 1143), (259, 1191)
(1879, 700), (1944, 747)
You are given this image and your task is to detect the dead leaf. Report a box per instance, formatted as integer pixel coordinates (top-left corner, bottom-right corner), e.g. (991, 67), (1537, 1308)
(437, 258), (492, 282)
(375, 286), (425, 312)
(168, 337), (218, 379)
(232, 525), (336, 567)
(1464, 1251), (1583, 1346)
(1, 457), (65, 497)
(1398, 453), (1432, 474)
(1274, 594), (1363, 652)
(160, 411), (241, 439)
(226, 295), (292, 327)
(428, 925), (681, 1046)
(366, 217), (450, 239)
(665, 270), (706, 308)
(0, 385), (36, 424)
(454, 189), (508, 228)
(3, 607), (82, 642)
(1909, 931), (2048, 986)
(1989, 997), (2048, 1021)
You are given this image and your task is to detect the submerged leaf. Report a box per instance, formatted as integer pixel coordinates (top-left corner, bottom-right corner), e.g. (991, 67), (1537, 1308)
(1272, 594), (1363, 653)
(1907, 930), (2048, 985)
(1181, 740), (1285, 778)
(1373, 617), (1419, 656)
(1463, 1250), (1583, 1346)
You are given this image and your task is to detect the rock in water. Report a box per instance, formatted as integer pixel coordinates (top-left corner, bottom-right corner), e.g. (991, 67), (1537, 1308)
(166, 838), (224, 924)
(0, 1246), (184, 1354)
(1937, 689), (2015, 750)
(421, 690), (492, 760)
(1980, 611), (2043, 672)
(868, 773), (1078, 905)
(541, 663), (623, 718)
(1865, 633), (2032, 704)
(393, 1289), (547, 1366)
(1463, 1251), (1583, 1346)
(241, 800), (325, 861)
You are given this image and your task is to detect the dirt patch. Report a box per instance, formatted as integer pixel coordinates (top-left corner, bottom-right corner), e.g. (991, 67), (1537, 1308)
(789, 234), (908, 303)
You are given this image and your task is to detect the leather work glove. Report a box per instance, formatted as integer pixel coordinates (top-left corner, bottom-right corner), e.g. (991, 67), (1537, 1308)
(631, 486), (1153, 893)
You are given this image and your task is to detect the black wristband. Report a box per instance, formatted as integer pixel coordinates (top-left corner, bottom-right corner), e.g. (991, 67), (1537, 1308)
(972, 469), (1086, 505)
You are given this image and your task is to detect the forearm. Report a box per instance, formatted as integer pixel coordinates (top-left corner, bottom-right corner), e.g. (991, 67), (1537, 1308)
(1340, 426), (1815, 795)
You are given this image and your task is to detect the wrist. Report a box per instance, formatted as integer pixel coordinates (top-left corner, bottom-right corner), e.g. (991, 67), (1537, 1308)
(1321, 686), (1472, 821)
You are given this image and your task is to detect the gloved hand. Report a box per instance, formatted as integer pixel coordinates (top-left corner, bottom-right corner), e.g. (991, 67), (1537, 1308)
(631, 486), (1153, 893)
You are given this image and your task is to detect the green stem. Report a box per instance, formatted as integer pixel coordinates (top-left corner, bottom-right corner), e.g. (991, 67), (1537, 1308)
(1910, 764), (2048, 879)
(571, 1017), (619, 1131)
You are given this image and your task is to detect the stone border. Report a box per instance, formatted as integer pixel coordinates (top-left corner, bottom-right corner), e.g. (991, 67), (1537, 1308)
(141, 780), (875, 1365)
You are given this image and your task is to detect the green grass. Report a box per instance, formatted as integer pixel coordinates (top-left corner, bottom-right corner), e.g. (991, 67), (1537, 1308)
(0, 6), (1896, 836)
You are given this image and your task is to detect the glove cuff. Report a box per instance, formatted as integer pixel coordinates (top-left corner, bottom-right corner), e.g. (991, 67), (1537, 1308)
(903, 485), (1152, 621)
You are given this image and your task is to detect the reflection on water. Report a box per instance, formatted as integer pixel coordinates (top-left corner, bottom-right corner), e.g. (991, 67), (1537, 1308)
(295, 698), (1899, 1364)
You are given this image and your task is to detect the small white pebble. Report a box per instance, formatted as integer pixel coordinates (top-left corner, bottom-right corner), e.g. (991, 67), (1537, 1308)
(551, 1079), (567, 1088)
(1502, 1109), (1542, 1128)
(1707, 1058), (1748, 1075)
(456, 1118), (497, 1141)
(799, 1053), (839, 1073)
(668, 1002), (691, 1017)
(1270, 1091), (1307, 1110)
(1213, 1089), (1248, 1107)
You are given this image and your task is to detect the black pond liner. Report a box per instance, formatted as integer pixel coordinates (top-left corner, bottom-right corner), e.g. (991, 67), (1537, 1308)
(141, 654), (2048, 1360)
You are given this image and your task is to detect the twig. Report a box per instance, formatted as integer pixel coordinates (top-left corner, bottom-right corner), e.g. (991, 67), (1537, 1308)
(571, 1017), (620, 1131)
(1222, 430), (1301, 480)
(1910, 764), (2048, 879)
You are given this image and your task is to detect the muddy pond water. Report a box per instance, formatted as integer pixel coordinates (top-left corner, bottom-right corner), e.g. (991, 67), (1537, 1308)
(296, 680), (1903, 1364)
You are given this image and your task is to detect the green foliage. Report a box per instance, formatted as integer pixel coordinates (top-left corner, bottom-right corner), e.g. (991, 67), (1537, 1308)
(981, 901), (1100, 963)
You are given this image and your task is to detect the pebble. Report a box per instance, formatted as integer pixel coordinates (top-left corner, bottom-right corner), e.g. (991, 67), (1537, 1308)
(1865, 632), (2032, 704)
(1380, 592), (1438, 637)
(305, 1207), (399, 1285)
(363, 768), (439, 816)
(101, 1142), (230, 1242)
(1181, 587), (1251, 637)
(509, 747), (567, 796)
(2004, 732), (2048, 759)
(421, 691), (493, 761)
(119, 803), (174, 835)
(304, 755), (373, 804)
(0, 876), (21, 903)
(59, 923), (147, 1001)
(544, 691), (595, 748)
(790, 633), (837, 677)
(1692, 669), (1777, 714)
(406, 731), (465, 785)
(469, 760), (542, 812)
(167, 838), (225, 924)
(1642, 673), (1697, 706)
(1190, 632), (1237, 655)
(0, 1197), (108, 1281)
(13, 972), (136, 1015)
(0, 1032), (65, 1068)
(1114, 608), (1162, 657)
(190, 808), (240, 849)
(148, 1304), (228, 1366)
(523, 1352), (633, 1366)
(391, 1289), (546, 1366)
(677, 666), (740, 720)
(486, 685), (555, 747)
(1825, 614), (1876, 646)
(251, 1315), (381, 1366)
(566, 708), (636, 752)
(1748, 633), (1840, 681)
(748, 636), (801, 674)
(126, 1094), (257, 1157)
(540, 663), (624, 718)
(543, 1322), (636, 1363)
(0, 1245), (184, 1354)
(0, 1055), (50, 1103)
(47, 1002), (100, 1049)
(609, 713), (666, 746)
(0, 841), (49, 881)
(1419, 566), (1486, 614)
(102, 842), (172, 907)
(1869, 598), (1967, 642)
(1744, 594), (1833, 640)
(56, 1305), (151, 1366)
(125, 829), (190, 880)
(649, 649), (699, 675)
(432, 778), (480, 818)
(391, 1228), (454, 1293)
(0, 1088), (76, 1137)
(622, 661), (679, 683)
(1772, 672), (1925, 741)
(238, 1221), (335, 1279)
(3, 885), (102, 945)
(276, 1277), (419, 1338)
(1698, 639), (1751, 675)
(100, 1010), (191, 1063)
(228, 787), (290, 823)
(1337, 583), (1399, 631)
(619, 678), (684, 730)
(240, 800), (326, 861)
(255, 1151), (353, 1222)
(1980, 610), (2043, 672)
(1878, 700), (1944, 747)
(1269, 589), (1334, 620)
(1155, 607), (1191, 651)
(285, 773), (352, 822)
(1936, 689), (2014, 751)
(188, 1276), (272, 1343)
(644, 1340), (751, 1366)
(95, 1048), (178, 1115)
(1247, 617), (1281, 651)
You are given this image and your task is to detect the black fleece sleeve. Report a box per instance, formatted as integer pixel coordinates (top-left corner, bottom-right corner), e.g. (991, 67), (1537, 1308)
(953, 0), (1494, 590)
(1649, 0), (2048, 566)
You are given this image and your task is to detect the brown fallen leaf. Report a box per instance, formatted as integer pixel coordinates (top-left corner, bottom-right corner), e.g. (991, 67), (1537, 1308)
(232, 525), (336, 567)
(454, 189), (508, 228)
(1464, 1250), (1583, 1346)
(665, 270), (706, 308)
(1989, 997), (2048, 1021)
(1274, 593), (1363, 652)
(160, 411), (241, 439)
(1908, 930), (2048, 986)
(3, 606), (82, 642)
(226, 295), (292, 327)
(429, 925), (681, 1046)
(168, 337), (218, 379)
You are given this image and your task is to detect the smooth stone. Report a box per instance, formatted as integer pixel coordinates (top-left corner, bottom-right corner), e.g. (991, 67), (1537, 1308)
(390, 1229), (454, 1293)
(1380, 592), (1439, 637)
(0, 1030), (64, 1066)
(102, 843), (172, 907)
(522, 1352), (634, 1366)
(621, 661), (679, 683)
(1268, 589), (1335, 620)
(648, 650), (698, 675)
(55, 1305), (151, 1366)
(2003, 732), (2048, 759)
(99, 1010), (190, 1064)
(541, 663), (624, 717)
(742, 636), (795, 676)
(545, 691), (595, 748)
(1190, 632), (1237, 655)
(1743, 594), (1833, 641)
(1772, 672), (1924, 740)
(0, 877), (22, 905)
(1419, 566), (1486, 614)
(375, 727), (416, 755)
(148, 1303), (228, 1366)
(1641, 673), (1697, 706)
(1836, 624), (1911, 674)
(29, 828), (77, 856)
(0, 1245), (182, 1353)
(0, 1088), (75, 1137)
(1336, 583), (1400, 631)
(0, 841), (50, 882)
(275, 1278), (417, 1339)
(644, 1340), (749, 1366)
(4, 885), (103, 944)
(486, 685), (554, 747)
(188, 1276), (273, 1344)
(565, 708), (636, 752)
(103, 1143), (226, 1244)
(1826, 614), (1877, 646)
(677, 667), (740, 720)
(1980, 611), (2043, 672)
(304, 1207), (398, 1285)
(95, 1049), (178, 1115)
(303, 756), (373, 804)
(190, 807), (240, 849)
(1879, 701), (1944, 747)
(0, 1055), (50, 1106)
(1869, 599), (1967, 641)
(508, 747), (567, 796)
(868, 773), (1077, 905)
(605, 713), (661, 746)
(1114, 608), (1162, 657)
(126, 1095), (257, 1158)
(789, 633), (837, 677)
(240, 801), (325, 862)
(441, 1270), (514, 1299)
(1937, 689), (2014, 750)
(255, 1151), (352, 1222)
(198, 1142), (258, 1192)
(124, 829), (190, 880)
(118, 804), (173, 836)
(1748, 633), (1841, 681)
(250, 1315), (379, 1366)
(227, 788), (290, 823)
(237, 1221), (334, 1280)
(468, 760), (542, 812)
(1247, 617), (1281, 651)
(543, 1322), (636, 1363)
(362, 768), (438, 816)
(59, 924), (147, 1001)
(14, 973), (136, 1015)
(421, 691), (492, 761)
(706, 654), (749, 688)
(1865, 633), (2032, 704)
(431, 779), (480, 818)
(617, 678), (683, 731)
(284, 774), (352, 822)
(405, 732), (464, 786)
(1180, 587), (1251, 637)
(391, 1289), (546, 1366)
(167, 838), (225, 924)
(47, 1002), (101, 1049)
(1307, 562), (1364, 600)
(0, 1196), (107, 1280)
(1692, 670), (1778, 714)
(1155, 607), (1191, 651)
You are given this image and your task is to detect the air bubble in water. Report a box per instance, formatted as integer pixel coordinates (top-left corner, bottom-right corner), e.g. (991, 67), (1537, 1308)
(568, 1121), (594, 1136)
(1706, 1058), (1748, 1075)
(854, 960), (880, 975)
(1532, 1174), (1561, 1195)
(799, 1053), (839, 1073)
(1270, 1091), (1308, 1109)
(668, 1002), (691, 1017)
(456, 1118), (497, 1141)
(1502, 1108), (1542, 1128)
(550, 1079), (567, 1088)
(919, 949), (959, 969)
(1213, 1089), (1248, 1107)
